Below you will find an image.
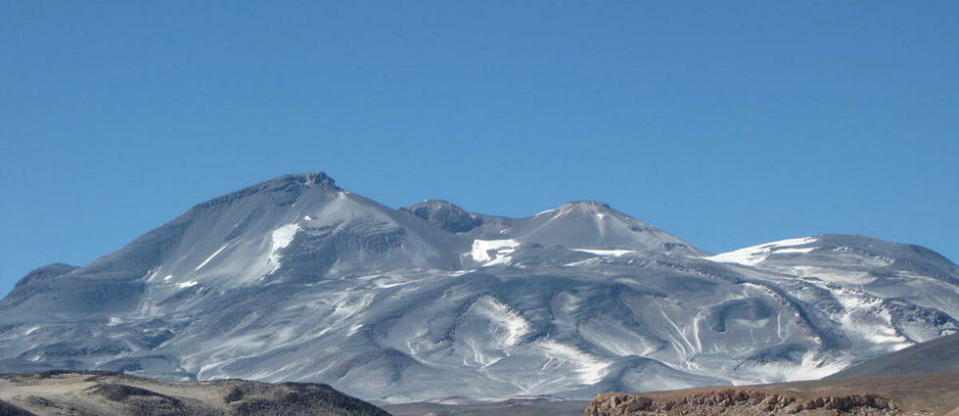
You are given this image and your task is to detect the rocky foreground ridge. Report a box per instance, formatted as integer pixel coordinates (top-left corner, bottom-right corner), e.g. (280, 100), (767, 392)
(588, 390), (898, 416)
(586, 371), (959, 416)
(0, 371), (389, 416)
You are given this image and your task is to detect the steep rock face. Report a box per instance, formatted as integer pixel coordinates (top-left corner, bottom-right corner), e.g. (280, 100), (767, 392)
(0, 172), (957, 402)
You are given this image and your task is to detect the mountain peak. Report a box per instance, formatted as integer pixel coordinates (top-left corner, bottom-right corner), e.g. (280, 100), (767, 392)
(242, 172), (338, 194)
(197, 172), (337, 209)
(559, 200), (612, 211)
(270, 172), (336, 188)
(402, 200), (483, 233)
(512, 200), (704, 255)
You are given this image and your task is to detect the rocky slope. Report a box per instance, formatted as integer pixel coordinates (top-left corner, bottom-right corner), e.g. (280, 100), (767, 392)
(1, 172), (957, 402)
(0, 370), (389, 416)
(586, 371), (959, 416)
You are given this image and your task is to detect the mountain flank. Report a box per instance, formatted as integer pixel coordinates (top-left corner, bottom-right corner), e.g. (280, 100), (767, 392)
(828, 333), (959, 379)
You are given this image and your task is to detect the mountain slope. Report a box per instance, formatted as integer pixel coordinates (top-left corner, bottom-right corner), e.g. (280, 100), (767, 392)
(2, 173), (468, 316)
(828, 332), (959, 379)
(0, 172), (957, 402)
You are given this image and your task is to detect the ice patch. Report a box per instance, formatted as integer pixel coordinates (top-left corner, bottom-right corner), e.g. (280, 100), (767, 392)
(707, 237), (818, 266)
(194, 244), (228, 271)
(469, 239), (521, 266)
(177, 280), (199, 289)
(163, 274), (174, 281)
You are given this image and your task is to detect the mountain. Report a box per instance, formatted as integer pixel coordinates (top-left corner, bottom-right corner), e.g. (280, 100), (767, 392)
(0, 370), (390, 416)
(404, 199), (703, 255)
(1, 172), (957, 402)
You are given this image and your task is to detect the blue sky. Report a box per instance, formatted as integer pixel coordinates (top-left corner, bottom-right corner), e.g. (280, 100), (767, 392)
(1, 2), (957, 295)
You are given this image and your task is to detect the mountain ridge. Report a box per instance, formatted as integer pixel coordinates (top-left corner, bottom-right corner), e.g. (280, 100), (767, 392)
(1, 172), (957, 402)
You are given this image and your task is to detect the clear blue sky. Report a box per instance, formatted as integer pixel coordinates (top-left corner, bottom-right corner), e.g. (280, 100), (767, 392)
(2, 2), (957, 295)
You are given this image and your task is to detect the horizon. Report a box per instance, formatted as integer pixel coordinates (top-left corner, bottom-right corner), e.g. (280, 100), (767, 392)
(3, 1), (958, 295)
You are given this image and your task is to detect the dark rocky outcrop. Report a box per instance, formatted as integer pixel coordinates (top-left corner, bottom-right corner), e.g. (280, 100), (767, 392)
(587, 390), (898, 416)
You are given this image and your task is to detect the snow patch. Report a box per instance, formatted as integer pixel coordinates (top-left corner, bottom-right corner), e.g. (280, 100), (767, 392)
(177, 280), (199, 289)
(470, 295), (531, 347)
(707, 237), (818, 266)
(194, 244), (228, 271)
(773, 247), (816, 255)
(740, 353), (851, 383)
(146, 269), (160, 281)
(564, 258), (601, 267)
(572, 249), (636, 257)
(537, 340), (612, 385)
(267, 223), (300, 273)
(469, 239), (521, 266)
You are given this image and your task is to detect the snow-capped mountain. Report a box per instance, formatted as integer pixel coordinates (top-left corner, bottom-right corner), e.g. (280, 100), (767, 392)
(1, 172), (957, 402)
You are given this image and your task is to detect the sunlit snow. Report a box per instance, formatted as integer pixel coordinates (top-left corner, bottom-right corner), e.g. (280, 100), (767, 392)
(267, 223), (300, 273)
(176, 280), (198, 289)
(194, 244), (228, 271)
(572, 248), (636, 257)
(707, 237), (818, 266)
(470, 239), (521, 266)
